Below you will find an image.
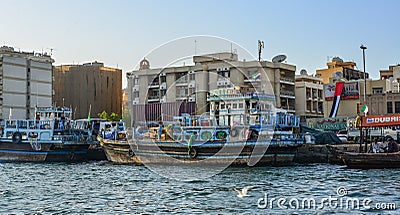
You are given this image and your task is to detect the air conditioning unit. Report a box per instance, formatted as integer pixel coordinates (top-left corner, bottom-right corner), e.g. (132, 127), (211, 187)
(217, 80), (224, 86)
(160, 72), (166, 76)
(189, 82), (195, 88)
(223, 67), (229, 71)
(189, 98), (195, 102)
(217, 67), (222, 72)
(188, 70), (194, 74)
(160, 98), (166, 102)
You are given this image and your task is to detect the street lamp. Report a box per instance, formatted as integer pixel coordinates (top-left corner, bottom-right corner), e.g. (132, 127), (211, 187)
(360, 44), (367, 153)
(360, 44), (367, 105)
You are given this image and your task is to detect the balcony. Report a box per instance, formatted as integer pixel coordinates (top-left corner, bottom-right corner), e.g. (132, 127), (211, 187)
(176, 78), (188, 86)
(148, 83), (159, 89)
(279, 77), (295, 85)
(280, 90), (295, 99)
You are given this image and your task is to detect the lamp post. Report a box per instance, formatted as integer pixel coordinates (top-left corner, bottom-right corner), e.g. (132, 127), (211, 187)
(360, 44), (367, 153)
(360, 44), (367, 105)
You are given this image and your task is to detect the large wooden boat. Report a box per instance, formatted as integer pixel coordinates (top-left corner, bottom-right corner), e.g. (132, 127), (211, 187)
(109, 87), (304, 166)
(0, 107), (103, 162)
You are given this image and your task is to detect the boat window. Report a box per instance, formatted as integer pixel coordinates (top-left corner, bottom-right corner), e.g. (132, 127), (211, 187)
(239, 103), (244, 109)
(233, 103), (238, 109)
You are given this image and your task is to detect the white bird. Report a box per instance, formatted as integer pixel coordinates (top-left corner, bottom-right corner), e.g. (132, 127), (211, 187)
(234, 186), (254, 198)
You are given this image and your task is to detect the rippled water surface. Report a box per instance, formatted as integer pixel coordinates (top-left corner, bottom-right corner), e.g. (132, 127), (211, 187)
(0, 162), (399, 214)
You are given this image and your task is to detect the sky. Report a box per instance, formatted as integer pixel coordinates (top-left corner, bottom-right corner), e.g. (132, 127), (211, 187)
(1, 0), (400, 87)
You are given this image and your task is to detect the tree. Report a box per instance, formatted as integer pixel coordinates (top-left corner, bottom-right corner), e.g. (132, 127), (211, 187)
(98, 110), (122, 122)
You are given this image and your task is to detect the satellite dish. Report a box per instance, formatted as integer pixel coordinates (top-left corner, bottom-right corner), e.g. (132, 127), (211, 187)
(272, 54), (287, 63)
(300, 69), (308, 75)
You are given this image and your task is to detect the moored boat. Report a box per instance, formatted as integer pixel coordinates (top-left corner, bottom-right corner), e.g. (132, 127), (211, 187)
(97, 121), (137, 164)
(340, 151), (400, 169)
(122, 87), (304, 166)
(0, 106), (102, 162)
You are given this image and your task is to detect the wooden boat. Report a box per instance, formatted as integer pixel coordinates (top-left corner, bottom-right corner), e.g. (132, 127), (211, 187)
(97, 121), (140, 164)
(116, 87), (304, 167)
(295, 143), (361, 164)
(340, 151), (400, 169)
(0, 107), (103, 162)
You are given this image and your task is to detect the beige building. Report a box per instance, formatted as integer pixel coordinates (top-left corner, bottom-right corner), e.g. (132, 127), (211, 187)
(379, 64), (400, 81)
(316, 57), (368, 84)
(53, 61), (122, 119)
(126, 52), (296, 119)
(295, 71), (324, 121)
(0, 46), (54, 119)
(323, 78), (400, 117)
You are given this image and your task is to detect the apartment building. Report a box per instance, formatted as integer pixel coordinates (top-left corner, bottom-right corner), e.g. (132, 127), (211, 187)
(0, 46), (54, 119)
(126, 52), (296, 121)
(295, 70), (324, 121)
(316, 57), (368, 84)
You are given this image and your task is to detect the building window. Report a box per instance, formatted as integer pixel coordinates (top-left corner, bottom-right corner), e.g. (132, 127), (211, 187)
(133, 91), (139, 98)
(387, 102), (393, 114)
(134, 78), (139, 85)
(395, 102), (400, 113)
(372, 88), (383, 94)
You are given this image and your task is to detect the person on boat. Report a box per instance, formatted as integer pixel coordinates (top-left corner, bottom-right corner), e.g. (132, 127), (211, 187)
(370, 140), (381, 153)
(387, 139), (399, 153)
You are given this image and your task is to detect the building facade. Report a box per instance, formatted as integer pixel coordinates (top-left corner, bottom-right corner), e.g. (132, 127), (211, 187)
(295, 71), (324, 122)
(316, 57), (368, 84)
(0, 46), (54, 119)
(379, 64), (400, 81)
(126, 52), (296, 122)
(53, 61), (122, 119)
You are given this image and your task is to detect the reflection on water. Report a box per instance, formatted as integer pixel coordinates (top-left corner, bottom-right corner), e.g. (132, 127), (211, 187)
(0, 162), (398, 214)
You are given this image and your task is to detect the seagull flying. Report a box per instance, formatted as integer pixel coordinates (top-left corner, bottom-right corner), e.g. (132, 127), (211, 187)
(234, 186), (254, 198)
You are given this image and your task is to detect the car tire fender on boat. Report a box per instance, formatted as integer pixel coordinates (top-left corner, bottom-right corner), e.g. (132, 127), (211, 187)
(230, 127), (239, 138)
(12, 132), (23, 144)
(188, 147), (197, 158)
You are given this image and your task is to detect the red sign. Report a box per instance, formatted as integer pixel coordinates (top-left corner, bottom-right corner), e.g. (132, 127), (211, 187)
(361, 114), (400, 127)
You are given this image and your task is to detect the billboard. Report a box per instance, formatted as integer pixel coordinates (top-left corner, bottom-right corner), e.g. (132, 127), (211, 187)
(325, 82), (359, 101)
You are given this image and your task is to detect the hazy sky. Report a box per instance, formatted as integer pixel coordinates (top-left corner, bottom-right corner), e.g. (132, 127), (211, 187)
(1, 0), (399, 87)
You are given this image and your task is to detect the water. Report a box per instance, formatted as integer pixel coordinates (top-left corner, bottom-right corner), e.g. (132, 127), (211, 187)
(0, 162), (399, 214)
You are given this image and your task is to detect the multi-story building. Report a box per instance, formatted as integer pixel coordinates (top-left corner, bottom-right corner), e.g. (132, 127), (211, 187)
(0, 46), (54, 119)
(126, 52), (296, 122)
(295, 70), (324, 122)
(323, 78), (400, 117)
(316, 57), (368, 84)
(53, 61), (122, 119)
(379, 64), (400, 81)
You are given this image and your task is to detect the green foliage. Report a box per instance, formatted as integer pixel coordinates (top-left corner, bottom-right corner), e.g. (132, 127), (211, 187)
(99, 111), (108, 120)
(98, 111), (122, 122)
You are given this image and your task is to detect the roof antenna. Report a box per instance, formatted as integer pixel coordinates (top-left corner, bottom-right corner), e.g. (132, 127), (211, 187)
(194, 40), (197, 55)
(258, 40), (264, 62)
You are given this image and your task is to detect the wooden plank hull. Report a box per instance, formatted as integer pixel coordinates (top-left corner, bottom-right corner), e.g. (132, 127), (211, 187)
(341, 151), (400, 169)
(295, 143), (361, 164)
(100, 137), (300, 166)
(0, 140), (102, 162)
(98, 137), (141, 164)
